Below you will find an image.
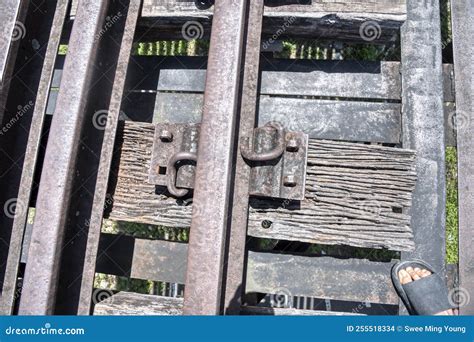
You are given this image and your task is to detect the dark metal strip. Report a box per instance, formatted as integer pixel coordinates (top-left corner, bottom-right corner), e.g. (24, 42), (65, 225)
(0, 0), (70, 315)
(451, 0), (474, 315)
(77, 0), (142, 315)
(19, 0), (110, 315)
(400, 0), (446, 312)
(95, 234), (398, 306)
(223, 0), (264, 315)
(183, 0), (248, 315)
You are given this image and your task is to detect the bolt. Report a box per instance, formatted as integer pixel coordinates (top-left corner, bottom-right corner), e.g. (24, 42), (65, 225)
(286, 138), (299, 152)
(160, 130), (173, 142)
(283, 175), (297, 187)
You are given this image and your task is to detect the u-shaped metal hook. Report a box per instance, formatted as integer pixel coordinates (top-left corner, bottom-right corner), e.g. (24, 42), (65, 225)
(240, 121), (285, 162)
(167, 151), (197, 197)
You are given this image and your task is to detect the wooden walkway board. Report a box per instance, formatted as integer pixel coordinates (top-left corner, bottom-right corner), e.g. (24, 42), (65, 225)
(139, 0), (406, 42)
(94, 293), (184, 316)
(246, 251), (398, 305)
(46, 57), (456, 145)
(93, 292), (364, 316)
(107, 121), (417, 251)
(95, 235), (398, 305)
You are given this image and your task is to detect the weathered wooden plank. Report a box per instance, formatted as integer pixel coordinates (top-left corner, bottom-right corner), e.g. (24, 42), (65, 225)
(139, 0), (406, 43)
(130, 58), (454, 102)
(143, 0), (407, 16)
(155, 63), (453, 102)
(246, 251), (398, 305)
(400, 0), (446, 315)
(131, 239), (187, 284)
(94, 293), (183, 316)
(451, 0), (474, 315)
(92, 292), (364, 315)
(49, 58), (456, 102)
(46, 57), (456, 120)
(241, 306), (364, 316)
(259, 97), (401, 143)
(153, 93), (402, 144)
(107, 121), (416, 251)
(156, 62), (403, 100)
(117, 93), (456, 146)
(95, 235), (398, 305)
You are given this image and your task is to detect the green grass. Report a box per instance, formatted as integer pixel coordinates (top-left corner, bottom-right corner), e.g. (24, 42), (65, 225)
(446, 147), (458, 263)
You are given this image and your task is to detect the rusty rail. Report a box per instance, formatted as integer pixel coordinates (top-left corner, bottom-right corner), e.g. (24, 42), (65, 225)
(183, 0), (250, 315)
(19, 0), (110, 315)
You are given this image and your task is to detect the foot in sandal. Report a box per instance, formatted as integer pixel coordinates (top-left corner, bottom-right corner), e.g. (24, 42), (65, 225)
(392, 260), (457, 315)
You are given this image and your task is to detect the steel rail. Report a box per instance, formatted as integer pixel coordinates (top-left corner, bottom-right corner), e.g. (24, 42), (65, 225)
(183, 0), (249, 315)
(223, 0), (265, 314)
(76, 0), (142, 314)
(19, 0), (110, 315)
(0, 0), (28, 125)
(0, 0), (70, 315)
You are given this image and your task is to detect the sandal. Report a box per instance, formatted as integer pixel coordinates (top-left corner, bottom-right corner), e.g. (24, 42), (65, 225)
(391, 259), (452, 315)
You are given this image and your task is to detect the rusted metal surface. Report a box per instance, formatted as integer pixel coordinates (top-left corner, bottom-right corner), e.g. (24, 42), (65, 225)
(0, 0), (22, 87)
(223, 0), (264, 314)
(240, 122), (285, 162)
(0, 0), (70, 315)
(149, 122), (200, 194)
(451, 0), (474, 315)
(246, 124), (308, 201)
(76, 0), (142, 315)
(149, 122), (307, 200)
(19, 0), (110, 315)
(0, 0), (28, 125)
(183, 0), (248, 315)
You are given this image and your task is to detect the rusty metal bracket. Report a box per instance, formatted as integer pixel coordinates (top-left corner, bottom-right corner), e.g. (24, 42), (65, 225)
(148, 122), (200, 196)
(149, 122), (308, 200)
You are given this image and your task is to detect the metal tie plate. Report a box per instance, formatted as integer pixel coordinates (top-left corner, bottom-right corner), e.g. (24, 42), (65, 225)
(149, 122), (308, 200)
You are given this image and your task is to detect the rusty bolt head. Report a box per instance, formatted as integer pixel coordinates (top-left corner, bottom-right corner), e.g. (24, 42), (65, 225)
(286, 138), (299, 152)
(160, 130), (173, 142)
(283, 175), (297, 187)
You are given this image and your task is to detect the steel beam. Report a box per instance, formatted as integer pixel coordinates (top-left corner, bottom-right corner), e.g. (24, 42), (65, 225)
(400, 0), (445, 312)
(19, 0), (110, 315)
(223, 0), (264, 314)
(77, 0), (142, 315)
(0, 0), (70, 315)
(451, 0), (474, 315)
(183, 0), (248, 315)
(0, 0), (28, 125)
